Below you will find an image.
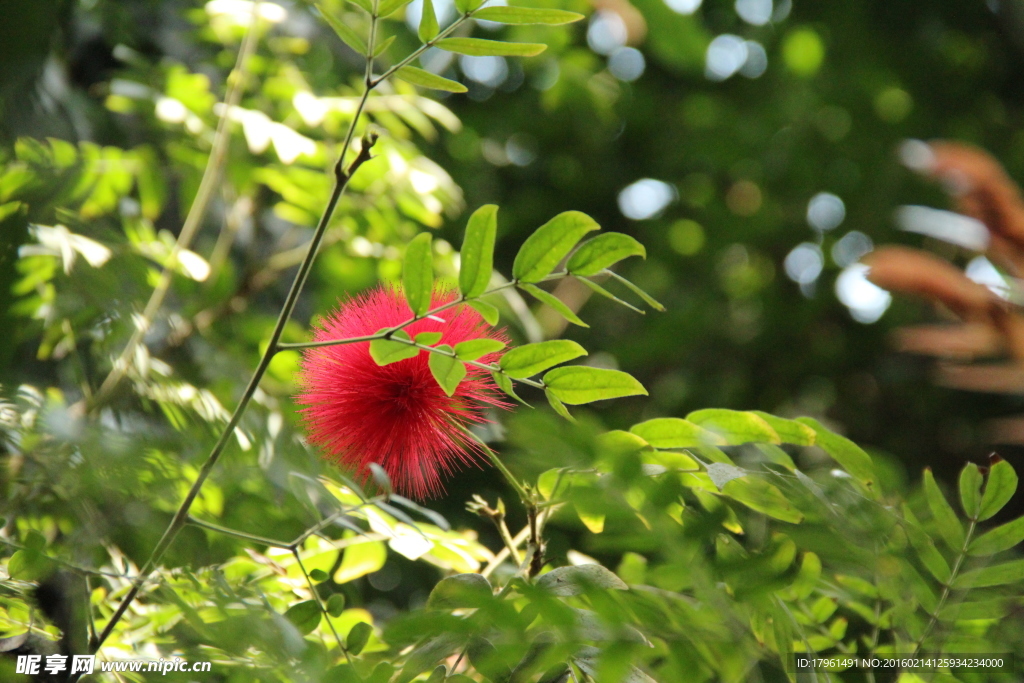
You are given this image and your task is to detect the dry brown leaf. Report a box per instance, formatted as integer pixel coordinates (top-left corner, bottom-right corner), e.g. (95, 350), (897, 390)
(864, 246), (997, 319)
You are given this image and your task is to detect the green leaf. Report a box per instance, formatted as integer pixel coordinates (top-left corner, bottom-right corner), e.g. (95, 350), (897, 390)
(576, 277), (644, 314)
(788, 552), (821, 600)
(310, 568), (330, 583)
(427, 573), (492, 609)
(979, 457), (1018, 521)
(284, 600), (322, 636)
(418, 0), (439, 41)
(512, 211), (600, 282)
(454, 338), (505, 361)
(953, 558), (1024, 589)
(466, 299), (499, 325)
(536, 564), (628, 596)
(629, 417), (725, 448)
(567, 233), (646, 276)
(938, 598), (1016, 621)
(902, 505), (951, 584)
(472, 5), (585, 24)
(492, 371), (528, 405)
(396, 66), (468, 93)
(403, 232), (434, 316)
(686, 409), (780, 445)
(498, 339), (586, 379)
(7, 549), (54, 582)
(722, 476), (804, 523)
(348, 0), (373, 12)
(923, 468), (965, 551)
(334, 540), (387, 583)
(459, 204), (498, 297)
(544, 366), (647, 405)
(347, 621), (373, 655)
(415, 331), (442, 346)
(796, 417), (878, 493)
(520, 283), (588, 327)
(968, 516), (1024, 556)
(437, 37), (547, 57)
(369, 330), (419, 365)
(455, 0), (484, 12)
(749, 412), (816, 446)
(373, 34), (397, 57)
(959, 462), (983, 519)
(428, 345), (467, 397)
(318, 4), (367, 53)
(378, 0), (413, 17)
(326, 594), (347, 617)
(545, 389), (574, 421)
(606, 271), (665, 311)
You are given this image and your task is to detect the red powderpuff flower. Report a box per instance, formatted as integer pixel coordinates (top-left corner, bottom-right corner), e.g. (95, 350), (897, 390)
(296, 285), (509, 499)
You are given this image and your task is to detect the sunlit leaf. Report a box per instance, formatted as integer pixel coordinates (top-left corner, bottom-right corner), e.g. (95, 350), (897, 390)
(567, 233), (646, 276)
(512, 211), (600, 282)
(454, 338), (505, 360)
(418, 0), (439, 42)
(466, 299), (500, 325)
(498, 339), (586, 379)
(722, 476), (804, 523)
(686, 409), (780, 445)
(318, 4), (367, 53)
(459, 204), (498, 297)
(369, 329), (419, 365)
(797, 417), (878, 494)
(396, 66), (468, 93)
(403, 232), (434, 316)
(629, 417), (725, 448)
(437, 37), (548, 57)
(545, 388), (574, 421)
(472, 5), (585, 25)
(543, 366), (647, 405)
(428, 345), (466, 396)
(334, 540), (387, 583)
(520, 283), (588, 327)
(415, 331), (442, 345)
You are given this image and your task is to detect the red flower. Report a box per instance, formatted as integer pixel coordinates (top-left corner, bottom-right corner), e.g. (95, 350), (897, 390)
(296, 285), (509, 499)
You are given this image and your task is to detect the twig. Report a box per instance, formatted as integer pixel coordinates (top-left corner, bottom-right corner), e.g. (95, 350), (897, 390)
(467, 495), (522, 566)
(909, 517), (978, 658)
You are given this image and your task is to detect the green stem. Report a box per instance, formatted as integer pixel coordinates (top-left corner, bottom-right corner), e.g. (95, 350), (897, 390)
(84, 81), (378, 666)
(187, 516), (292, 549)
(293, 549), (356, 669)
(910, 518), (978, 658)
(467, 432), (531, 506)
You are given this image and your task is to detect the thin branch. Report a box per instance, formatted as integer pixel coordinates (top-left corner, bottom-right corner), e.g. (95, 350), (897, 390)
(92, 1), (263, 406)
(467, 495), (522, 566)
(84, 112), (378, 665)
(909, 517), (978, 658)
(187, 516), (293, 549)
(293, 548), (355, 667)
